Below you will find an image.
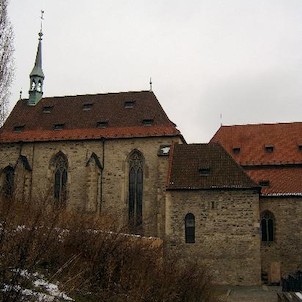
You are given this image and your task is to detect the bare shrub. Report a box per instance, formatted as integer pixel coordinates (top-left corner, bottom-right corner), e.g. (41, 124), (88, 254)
(0, 196), (217, 302)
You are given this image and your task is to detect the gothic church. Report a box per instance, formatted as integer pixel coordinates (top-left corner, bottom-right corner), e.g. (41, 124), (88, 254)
(1, 29), (301, 285)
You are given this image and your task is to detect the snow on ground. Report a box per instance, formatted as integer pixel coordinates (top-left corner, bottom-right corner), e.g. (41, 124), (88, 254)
(3, 270), (74, 301)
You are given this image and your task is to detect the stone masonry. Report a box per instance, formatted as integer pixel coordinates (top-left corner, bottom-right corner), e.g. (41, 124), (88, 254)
(165, 189), (261, 285)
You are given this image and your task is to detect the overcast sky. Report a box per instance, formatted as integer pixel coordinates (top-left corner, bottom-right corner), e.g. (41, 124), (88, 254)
(8, 0), (302, 143)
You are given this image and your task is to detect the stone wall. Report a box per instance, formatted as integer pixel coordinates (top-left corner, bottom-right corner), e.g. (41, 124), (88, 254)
(0, 136), (181, 237)
(165, 189), (261, 285)
(260, 197), (302, 278)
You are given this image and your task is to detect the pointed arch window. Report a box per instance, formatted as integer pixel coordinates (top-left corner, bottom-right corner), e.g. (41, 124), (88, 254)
(185, 213), (195, 243)
(3, 166), (14, 197)
(52, 153), (68, 203)
(261, 211), (274, 242)
(37, 81), (42, 92)
(128, 150), (144, 226)
(31, 81), (36, 90)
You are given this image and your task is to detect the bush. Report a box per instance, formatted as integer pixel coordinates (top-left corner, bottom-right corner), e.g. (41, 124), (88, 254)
(0, 196), (217, 302)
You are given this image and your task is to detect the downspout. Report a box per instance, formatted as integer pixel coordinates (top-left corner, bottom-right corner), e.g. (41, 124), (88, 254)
(100, 137), (105, 213)
(29, 143), (35, 201)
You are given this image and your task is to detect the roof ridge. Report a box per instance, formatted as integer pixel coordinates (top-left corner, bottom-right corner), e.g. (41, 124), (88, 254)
(220, 121), (302, 128)
(41, 90), (153, 100)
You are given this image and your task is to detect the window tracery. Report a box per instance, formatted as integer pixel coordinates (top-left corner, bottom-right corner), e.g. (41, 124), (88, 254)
(52, 153), (68, 203)
(3, 166), (14, 197)
(128, 150), (144, 226)
(261, 211), (274, 242)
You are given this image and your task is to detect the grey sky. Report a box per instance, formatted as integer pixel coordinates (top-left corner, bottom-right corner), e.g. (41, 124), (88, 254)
(8, 0), (302, 143)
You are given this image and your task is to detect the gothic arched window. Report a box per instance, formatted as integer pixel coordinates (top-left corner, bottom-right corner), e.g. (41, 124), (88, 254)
(52, 152), (68, 203)
(185, 213), (195, 243)
(128, 150), (144, 226)
(261, 211), (275, 242)
(3, 166), (14, 197)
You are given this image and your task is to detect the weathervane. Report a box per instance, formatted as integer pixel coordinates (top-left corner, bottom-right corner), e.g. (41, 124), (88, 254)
(39, 10), (45, 39)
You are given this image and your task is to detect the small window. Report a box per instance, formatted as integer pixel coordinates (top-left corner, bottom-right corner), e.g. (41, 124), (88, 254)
(53, 123), (65, 130)
(199, 168), (210, 176)
(232, 147), (241, 154)
(298, 144), (302, 151)
(13, 125), (25, 133)
(157, 145), (171, 156)
(124, 101), (135, 108)
(185, 213), (195, 243)
(82, 103), (93, 111)
(96, 121), (108, 128)
(261, 211), (274, 242)
(265, 145), (274, 153)
(259, 180), (270, 187)
(43, 106), (53, 113)
(211, 201), (218, 210)
(142, 119), (154, 126)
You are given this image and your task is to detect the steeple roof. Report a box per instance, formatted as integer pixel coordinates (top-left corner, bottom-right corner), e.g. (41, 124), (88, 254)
(30, 31), (44, 79)
(28, 29), (45, 106)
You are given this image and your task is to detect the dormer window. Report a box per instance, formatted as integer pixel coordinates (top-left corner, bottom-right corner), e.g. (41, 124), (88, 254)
(53, 123), (65, 130)
(96, 120), (108, 128)
(232, 147), (241, 154)
(142, 119), (154, 126)
(13, 125), (25, 133)
(199, 167), (210, 176)
(158, 145), (171, 156)
(259, 180), (270, 187)
(82, 103), (93, 111)
(265, 145), (274, 153)
(43, 106), (53, 113)
(124, 100), (135, 108)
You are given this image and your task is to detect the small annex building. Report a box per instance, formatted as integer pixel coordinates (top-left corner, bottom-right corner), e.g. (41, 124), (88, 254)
(165, 143), (261, 284)
(212, 123), (302, 283)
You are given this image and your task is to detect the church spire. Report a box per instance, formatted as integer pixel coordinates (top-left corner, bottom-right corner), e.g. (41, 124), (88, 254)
(28, 11), (45, 106)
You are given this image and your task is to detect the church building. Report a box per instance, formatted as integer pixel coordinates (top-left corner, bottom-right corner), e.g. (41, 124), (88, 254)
(1, 28), (301, 286)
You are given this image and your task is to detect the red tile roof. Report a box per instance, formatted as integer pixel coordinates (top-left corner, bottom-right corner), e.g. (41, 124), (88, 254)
(246, 167), (302, 196)
(0, 91), (181, 142)
(167, 143), (258, 190)
(211, 123), (302, 196)
(211, 123), (302, 165)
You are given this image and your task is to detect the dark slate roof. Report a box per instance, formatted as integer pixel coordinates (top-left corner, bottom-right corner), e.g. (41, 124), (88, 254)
(167, 143), (258, 190)
(211, 123), (302, 196)
(0, 91), (181, 142)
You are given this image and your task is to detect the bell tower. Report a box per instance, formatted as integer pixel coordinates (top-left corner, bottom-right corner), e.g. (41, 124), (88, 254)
(28, 12), (45, 106)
